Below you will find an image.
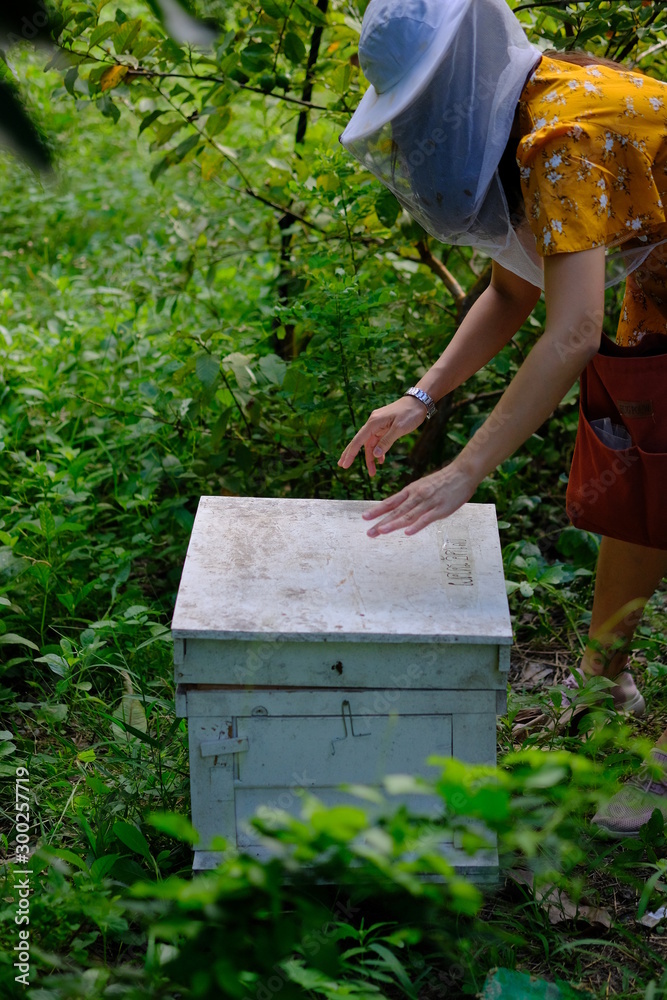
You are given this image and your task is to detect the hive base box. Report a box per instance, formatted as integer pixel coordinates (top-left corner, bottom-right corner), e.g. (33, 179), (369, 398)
(172, 497), (512, 880)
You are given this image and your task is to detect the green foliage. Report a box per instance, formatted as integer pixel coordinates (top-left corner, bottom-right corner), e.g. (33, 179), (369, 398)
(5, 738), (667, 998)
(1, 4), (667, 999)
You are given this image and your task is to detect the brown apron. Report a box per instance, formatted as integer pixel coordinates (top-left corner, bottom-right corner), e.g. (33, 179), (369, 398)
(566, 333), (667, 549)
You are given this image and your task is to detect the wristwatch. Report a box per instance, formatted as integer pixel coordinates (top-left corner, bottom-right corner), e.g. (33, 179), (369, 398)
(404, 386), (437, 420)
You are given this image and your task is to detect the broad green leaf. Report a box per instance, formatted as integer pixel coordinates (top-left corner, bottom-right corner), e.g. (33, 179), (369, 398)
(86, 775), (113, 796)
(97, 94), (121, 123)
(195, 352), (220, 387)
(309, 804), (368, 839)
(113, 820), (152, 859)
(205, 108), (232, 137)
(240, 41), (273, 72)
(113, 17), (142, 54)
(34, 654), (69, 677)
(50, 848), (89, 872)
(89, 21), (118, 47)
(152, 119), (185, 146)
(90, 854), (122, 880)
(150, 154), (170, 183)
(132, 37), (161, 60)
(295, 0), (328, 26)
(262, 0), (285, 18)
(0, 634), (39, 650)
(171, 133), (201, 163)
(283, 31), (306, 64)
(64, 66), (79, 96)
(38, 504), (56, 541)
(145, 811), (199, 844)
(139, 109), (165, 134)
(258, 353), (286, 386)
(375, 189), (400, 228)
(35, 703), (68, 723)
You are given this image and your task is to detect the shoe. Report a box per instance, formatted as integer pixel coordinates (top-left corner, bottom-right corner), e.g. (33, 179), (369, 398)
(592, 749), (667, 838)
(561, 667), (645, 717)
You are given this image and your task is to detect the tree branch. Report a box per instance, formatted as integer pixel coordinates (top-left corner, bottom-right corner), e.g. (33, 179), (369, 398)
(414, 240), (466, 305)
(58, 46), (330, 110)
(127, 67), (330, 111)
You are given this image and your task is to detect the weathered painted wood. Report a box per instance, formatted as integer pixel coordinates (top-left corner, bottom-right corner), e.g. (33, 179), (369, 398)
(172, 498), (512, 643)
(175, 638), (508, 689)
(192, 844), (500, 885)
(235, 714), (452, 787)
(187, 718), (236, 849)
(236, 787), (451, 846)
(184, 687), (496, 719)
(452, 713), (499, 765)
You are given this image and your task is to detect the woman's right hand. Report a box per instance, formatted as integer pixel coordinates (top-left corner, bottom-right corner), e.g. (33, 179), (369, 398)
(337, 395), (429, 477)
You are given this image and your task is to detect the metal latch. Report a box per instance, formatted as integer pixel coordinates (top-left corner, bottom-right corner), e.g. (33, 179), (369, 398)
(331, 699), (370, 755)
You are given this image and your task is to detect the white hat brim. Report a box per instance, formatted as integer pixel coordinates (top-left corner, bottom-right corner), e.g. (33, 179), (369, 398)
(340, 0), (474, 145)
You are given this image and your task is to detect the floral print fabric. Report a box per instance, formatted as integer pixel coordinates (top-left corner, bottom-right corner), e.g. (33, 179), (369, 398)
(518, 56), (667, 344)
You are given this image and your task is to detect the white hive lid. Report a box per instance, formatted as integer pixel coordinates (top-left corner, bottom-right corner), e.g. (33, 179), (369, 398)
(171, 497), (512, 644)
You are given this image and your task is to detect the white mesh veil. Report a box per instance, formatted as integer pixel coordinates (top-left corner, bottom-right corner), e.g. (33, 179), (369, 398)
(340, 0), (544, 284)
(339, 0), (666, 290)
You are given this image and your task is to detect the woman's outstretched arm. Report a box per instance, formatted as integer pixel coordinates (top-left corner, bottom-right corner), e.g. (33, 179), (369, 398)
(361, 245), (606, 536)
(338, 261), (541, 476)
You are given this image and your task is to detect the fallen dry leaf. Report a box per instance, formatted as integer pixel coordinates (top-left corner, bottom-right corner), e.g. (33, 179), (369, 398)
(510, 869), (613, 929)
(518, 661), (556, 690)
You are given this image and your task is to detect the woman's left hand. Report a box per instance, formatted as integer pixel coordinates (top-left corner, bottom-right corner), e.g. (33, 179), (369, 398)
(363, 462), (476, 537)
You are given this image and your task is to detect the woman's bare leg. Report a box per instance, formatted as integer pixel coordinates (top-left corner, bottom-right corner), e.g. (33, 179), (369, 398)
(585, 538), (667, 834)
(581, 536), (667, 679)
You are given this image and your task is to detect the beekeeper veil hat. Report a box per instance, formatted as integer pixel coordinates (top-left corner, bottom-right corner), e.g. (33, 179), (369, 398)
(339, 0), (545, 286)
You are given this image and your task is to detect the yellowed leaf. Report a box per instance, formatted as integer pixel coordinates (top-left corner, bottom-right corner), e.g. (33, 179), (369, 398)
(111, 696), (147, 742)
(100, 65), (129, 93)
(111, 671), (147, 742)
(200, 148), (224, 181)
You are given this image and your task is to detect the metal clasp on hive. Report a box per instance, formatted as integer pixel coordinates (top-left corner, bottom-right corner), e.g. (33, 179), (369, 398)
(330, 699), (370, 755)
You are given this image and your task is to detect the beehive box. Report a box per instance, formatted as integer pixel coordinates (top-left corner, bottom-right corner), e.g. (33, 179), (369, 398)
(172, 496), (512, 878)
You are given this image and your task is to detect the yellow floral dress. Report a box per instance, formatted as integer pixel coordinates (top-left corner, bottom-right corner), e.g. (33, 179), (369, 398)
(517, 55), (667, 345)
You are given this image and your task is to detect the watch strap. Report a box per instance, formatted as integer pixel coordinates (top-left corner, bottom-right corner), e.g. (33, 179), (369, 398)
(404, 386), (436, 419)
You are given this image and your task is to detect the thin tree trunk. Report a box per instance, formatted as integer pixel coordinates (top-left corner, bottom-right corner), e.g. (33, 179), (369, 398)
(272, 0), (329, 360)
